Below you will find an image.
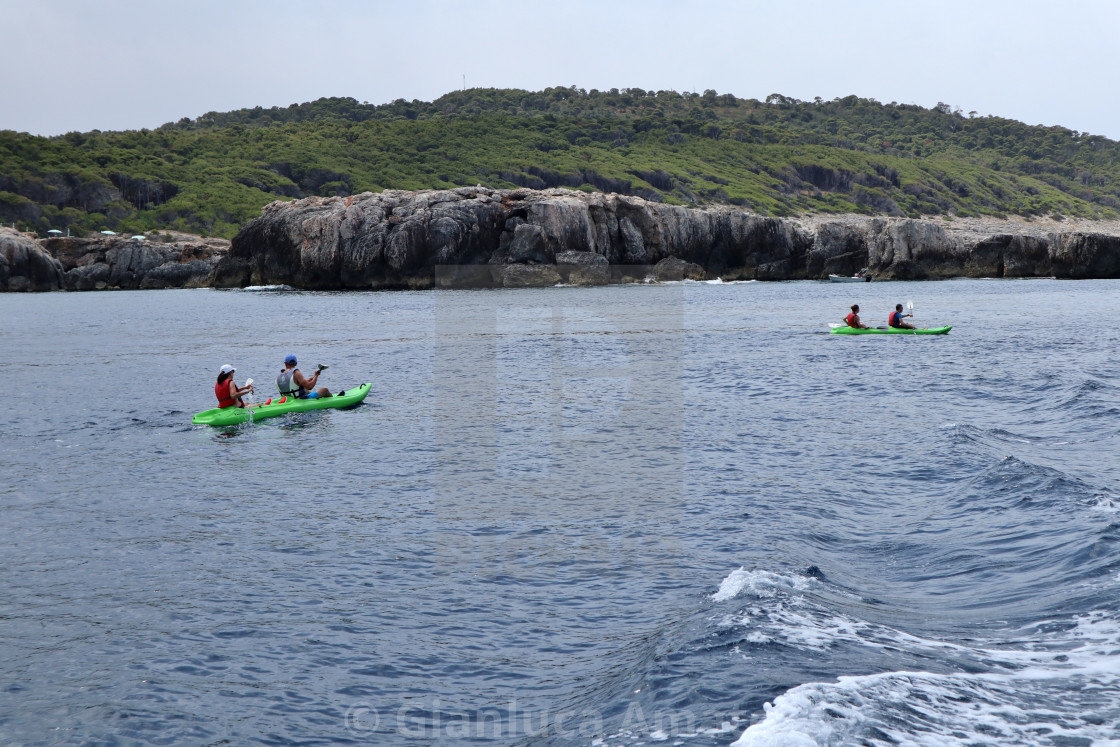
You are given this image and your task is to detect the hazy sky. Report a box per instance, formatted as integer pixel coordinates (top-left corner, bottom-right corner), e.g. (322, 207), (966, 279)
(3, 0), (1119, 139)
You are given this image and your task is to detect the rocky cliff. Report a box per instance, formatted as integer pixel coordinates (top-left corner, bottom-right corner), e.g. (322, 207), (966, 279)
(9, 189), (1120, 292)
(219, 187), (813, 289)
(222, 188), (1120, 289)
(0, 230), (229, 292)
(1, 227), (64, 291)
(39, 233), (228, 291)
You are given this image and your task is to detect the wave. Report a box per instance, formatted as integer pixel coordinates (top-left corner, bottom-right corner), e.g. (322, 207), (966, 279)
(712, 568), (815, 603)
(732, 613), (1120, 746)
(707, 566), (1120, 746)
(941, 421), (1117, 452)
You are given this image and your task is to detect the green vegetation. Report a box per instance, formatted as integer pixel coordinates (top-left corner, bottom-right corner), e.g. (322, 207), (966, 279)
(3, 87), (1120, 238)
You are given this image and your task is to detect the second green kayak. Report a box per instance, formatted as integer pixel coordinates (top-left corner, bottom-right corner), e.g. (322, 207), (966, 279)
(192, 383), (372, 426)
(830, 326), (952, 335)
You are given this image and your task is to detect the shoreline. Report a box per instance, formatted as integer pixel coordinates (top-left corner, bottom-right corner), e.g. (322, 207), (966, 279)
(222, 188), (1120, 289)
(7, 189), (1120, 291)
(791, 211), (1120, 242)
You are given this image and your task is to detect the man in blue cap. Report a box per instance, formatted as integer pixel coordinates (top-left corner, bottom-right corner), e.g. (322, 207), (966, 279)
(276, 353), (332, 399)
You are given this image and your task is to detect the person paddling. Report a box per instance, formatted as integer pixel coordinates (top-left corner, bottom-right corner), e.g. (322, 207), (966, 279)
(888, 303), (916, 329)
(844, 304), (869, 329)
(215, 364), (254, 409)
(276, 354), (331, 399)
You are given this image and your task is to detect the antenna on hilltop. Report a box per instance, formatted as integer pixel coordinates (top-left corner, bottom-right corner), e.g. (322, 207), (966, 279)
(462, 74), (466, 91)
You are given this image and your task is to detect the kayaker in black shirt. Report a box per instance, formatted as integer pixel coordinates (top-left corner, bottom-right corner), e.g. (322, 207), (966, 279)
(888, 304), (916, 329)
(844, 304), (869, 329)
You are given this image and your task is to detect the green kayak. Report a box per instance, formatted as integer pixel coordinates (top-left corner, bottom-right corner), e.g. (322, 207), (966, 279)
(192, 383), (372, 426)
(830, 326), (952, 335)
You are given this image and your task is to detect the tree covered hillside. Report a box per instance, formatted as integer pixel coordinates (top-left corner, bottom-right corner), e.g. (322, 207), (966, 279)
(3, 87), (1120, 238)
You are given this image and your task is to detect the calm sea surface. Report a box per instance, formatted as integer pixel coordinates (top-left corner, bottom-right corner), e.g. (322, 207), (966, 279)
(2, 278), (1119, 746)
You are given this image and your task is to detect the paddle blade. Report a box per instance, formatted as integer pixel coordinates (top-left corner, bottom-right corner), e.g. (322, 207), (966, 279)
(907, 300), (914, 314)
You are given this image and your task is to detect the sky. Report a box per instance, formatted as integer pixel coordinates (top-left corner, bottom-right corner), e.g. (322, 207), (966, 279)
(3, 0), (1120, 139)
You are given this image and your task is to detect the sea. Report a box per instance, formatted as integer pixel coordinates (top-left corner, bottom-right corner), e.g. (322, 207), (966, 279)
(2, 277), (1119, 746)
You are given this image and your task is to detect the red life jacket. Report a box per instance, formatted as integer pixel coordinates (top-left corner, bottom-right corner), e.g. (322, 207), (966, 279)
(845, 312), (858, 327)
(215, 378), (239, 409)
(889, 310), (902, 327)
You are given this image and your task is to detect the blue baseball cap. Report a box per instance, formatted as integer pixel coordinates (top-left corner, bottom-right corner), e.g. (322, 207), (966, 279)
(284, 354), (297, 365)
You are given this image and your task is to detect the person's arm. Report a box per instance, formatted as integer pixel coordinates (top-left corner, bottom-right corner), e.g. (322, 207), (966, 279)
(293, 369), (318, 390)
(231, 379), (253, 398)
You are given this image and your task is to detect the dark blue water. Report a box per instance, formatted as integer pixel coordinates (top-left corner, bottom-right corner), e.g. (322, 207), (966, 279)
(2, 279), (1119, 746)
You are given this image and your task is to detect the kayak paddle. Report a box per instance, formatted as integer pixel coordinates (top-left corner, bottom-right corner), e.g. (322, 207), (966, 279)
(243, 377), (255, 421)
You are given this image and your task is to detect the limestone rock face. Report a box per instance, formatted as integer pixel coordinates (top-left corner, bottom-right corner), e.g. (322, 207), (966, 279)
(556, 250), (609, 286)
(867, 220), (967, 279)
(501, 263), (562, 288)
(653, 256), (706, 281)
(219, 189), (1120, 289)
(231, 187), (818, 289)
(807, 221), (869, 278)
(847, 218), (1120, 280)
(40, 233), (229, 290)
(1050, 233), (1120, 279)
(0, 227), (63, 291)
(968, 234), (1050, 278)
(14, 192), (1120, 293)
(232, 188), (506, 289)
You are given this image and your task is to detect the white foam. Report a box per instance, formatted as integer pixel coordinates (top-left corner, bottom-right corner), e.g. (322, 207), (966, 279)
(1090, 491), (1120, 513)
(708, 566), (1120, 746)
(732, 664), (1120, 747)
(722, 604), (865, 652)
(596, 610), (1120, 746)
(241, 284), (293, 291)
(729, 611), (1120, 746)
(712, 568), (812, 602)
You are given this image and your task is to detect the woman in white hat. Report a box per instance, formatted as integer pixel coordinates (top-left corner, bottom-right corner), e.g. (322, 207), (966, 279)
(214, 364), (254, 409)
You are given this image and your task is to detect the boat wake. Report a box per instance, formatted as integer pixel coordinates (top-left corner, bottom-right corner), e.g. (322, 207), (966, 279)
(731, 612), (1120, 746)
(708, 569), (1120, 747)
